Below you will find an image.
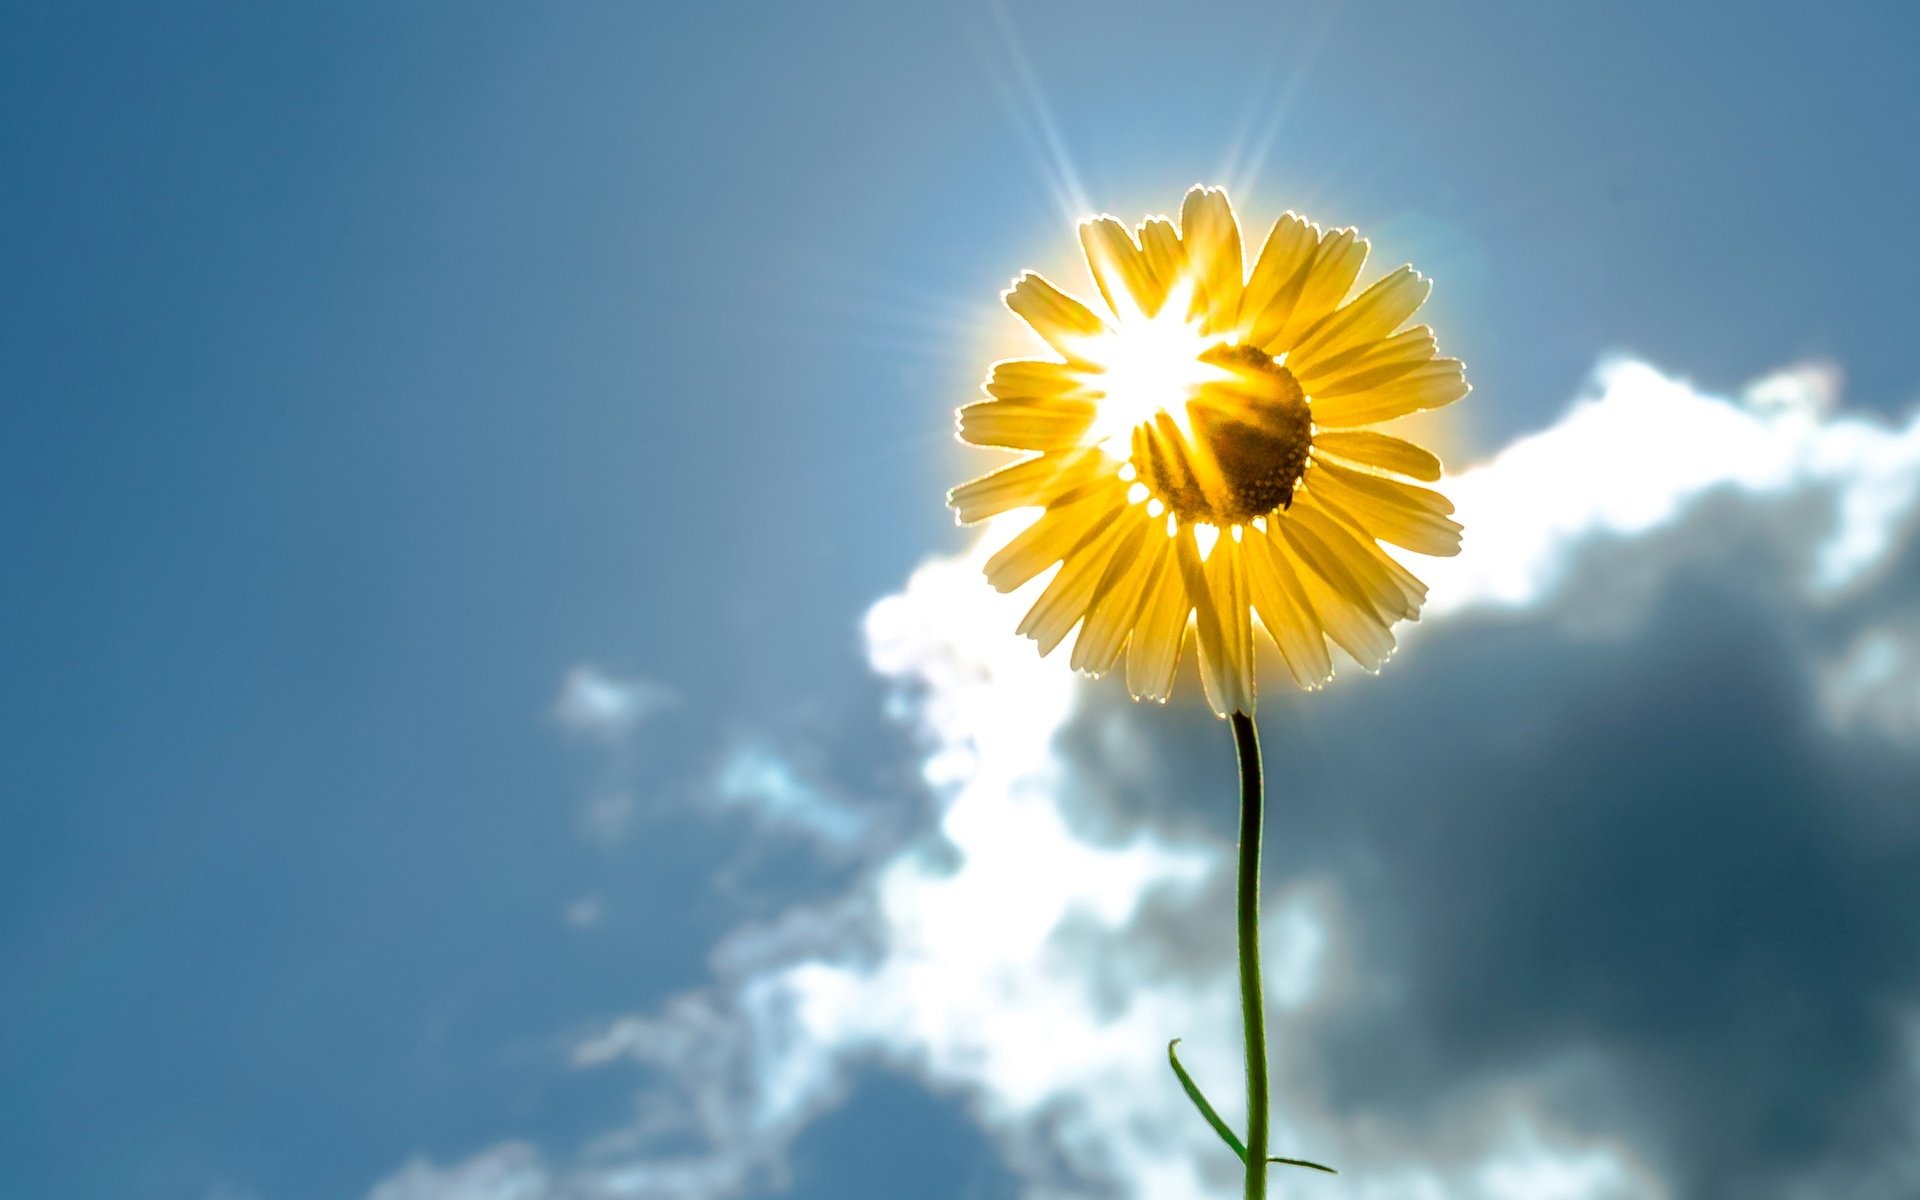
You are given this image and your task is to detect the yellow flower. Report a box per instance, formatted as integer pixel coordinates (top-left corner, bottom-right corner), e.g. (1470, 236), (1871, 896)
(948, 186), (1467, 717)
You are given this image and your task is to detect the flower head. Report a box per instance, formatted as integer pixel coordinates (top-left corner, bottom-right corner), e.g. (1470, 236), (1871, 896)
(948, 186), (1468, 716)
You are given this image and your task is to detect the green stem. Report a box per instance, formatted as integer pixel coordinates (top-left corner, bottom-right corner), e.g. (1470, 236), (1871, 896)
(1231, 710), (1268, 1200)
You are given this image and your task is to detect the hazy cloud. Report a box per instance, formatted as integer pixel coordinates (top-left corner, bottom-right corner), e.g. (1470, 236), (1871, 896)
(563, 898), (603, 929)
(1819, 620), (1920, 740)
(368, 1144), (552, 1200)
(551, 666), (676, 848)
(552, 666), (677, 742)
(712, 745), (872, 853)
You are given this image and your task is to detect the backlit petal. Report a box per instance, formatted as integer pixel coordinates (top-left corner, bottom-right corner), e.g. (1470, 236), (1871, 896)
(1313, 429), (1444, 481)
(1005, 272), (1106, 359)
(1180, 186), (1244, 337)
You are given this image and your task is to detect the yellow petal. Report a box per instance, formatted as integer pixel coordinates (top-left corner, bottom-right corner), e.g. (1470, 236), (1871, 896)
(1317, 458), (1452, 515)
(1288, 553), (1396, 671)
(1274, 510), (1387, 620)
(1237, 213), (1318, 341)
(984, 358), (1094, 401)
(1300, 458), (1462, 556)
(1296, 499), (1430, 616)
(947, 447), (1108, 524)
(1288, 266), (1431, 373)
(1245, 532), (1333, 689)
(1310, 359), (1469, 428)
(1018, 509), (1144, 654)
(1312, 429), (1444, 481)
(1125, 533), (1192, 702)
(1070, 514), (1159, 674)
(956, 396), (1098, 451)
(1256, 228), (1367, 355)
(1295, 325), (1438, 394)
(1178, 530), (1255, 716)
(1005, 272), (1106, 359)
(1283, 503), (1422, 623)
(1179, 186), (1244, 337)
(1078, 217), (1158, 319)
(1136, 217), (1186, 316)
(1175, 528), (1229, 714)
(984, 488), (1127, 592)
(1270, 520), (1395, 669)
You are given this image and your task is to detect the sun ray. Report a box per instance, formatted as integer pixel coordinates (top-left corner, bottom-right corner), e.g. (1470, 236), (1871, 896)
(982, 0), (1092, 229)
(1219, 0), (1347, 199)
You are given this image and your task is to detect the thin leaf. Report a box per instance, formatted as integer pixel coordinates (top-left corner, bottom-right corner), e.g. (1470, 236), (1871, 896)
(1269, 1156), (1340, 1175)
(1167, 1038), (1247, 1163)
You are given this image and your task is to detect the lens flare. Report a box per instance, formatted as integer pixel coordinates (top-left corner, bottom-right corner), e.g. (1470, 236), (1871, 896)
(1076, 279), (1227, 451)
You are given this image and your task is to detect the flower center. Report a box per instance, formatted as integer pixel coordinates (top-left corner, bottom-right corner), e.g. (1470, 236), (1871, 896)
(1128, 343), (1313, 526)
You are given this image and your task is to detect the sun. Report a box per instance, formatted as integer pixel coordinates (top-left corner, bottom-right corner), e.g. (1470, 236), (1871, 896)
(1075, 278), (1229, 452)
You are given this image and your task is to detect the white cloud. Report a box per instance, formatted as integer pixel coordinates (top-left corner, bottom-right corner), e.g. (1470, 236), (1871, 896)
(368, 359), (1920, 1200)
(552, 666), (676, 742)
(551, 666), (675, 848)
(577, 790), (636, 847)
(712, 745), (871, 851)
(368, 1144), (553, 1200)
(1818, 623), (1920, 740)
(564, 898), (603, 929)
(1421, 358), (1920, 618)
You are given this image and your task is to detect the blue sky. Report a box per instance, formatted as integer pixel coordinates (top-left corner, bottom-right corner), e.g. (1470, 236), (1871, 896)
(4, 3), (1920, 1199)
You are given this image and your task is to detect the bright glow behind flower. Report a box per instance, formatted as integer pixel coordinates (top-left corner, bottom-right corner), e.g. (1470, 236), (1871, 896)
(1078, 278), (1227, 450)
(949, 186), (1469, 716)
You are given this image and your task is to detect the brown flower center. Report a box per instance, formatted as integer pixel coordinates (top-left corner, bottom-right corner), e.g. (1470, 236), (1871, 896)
(1129, 343), (1313, 526)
